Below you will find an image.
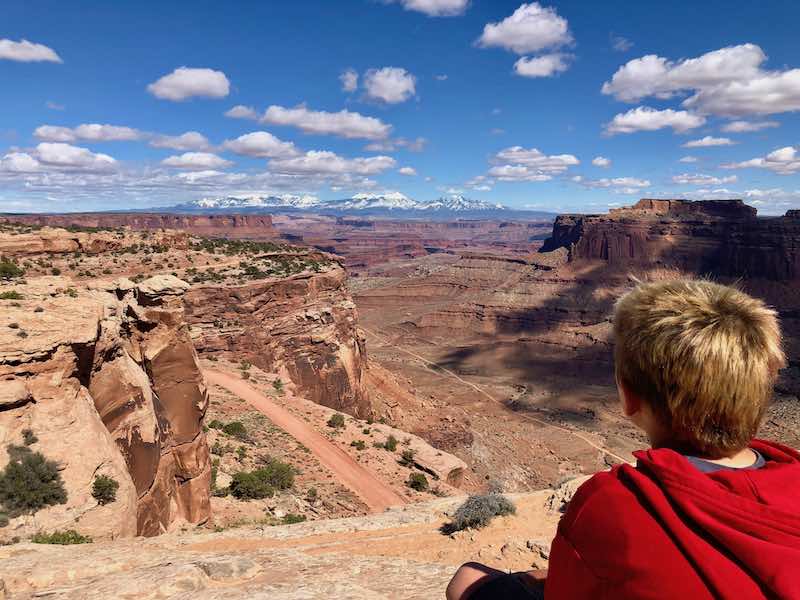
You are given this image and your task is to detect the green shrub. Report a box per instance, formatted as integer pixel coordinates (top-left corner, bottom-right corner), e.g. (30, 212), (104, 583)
(282, 513), (306, 525)
(0, 445), (67, 518)
(31, 530), (92, 545)
(0, 513), (8, 528)
(383, 435), (398, 452)
(441, 494), (516, 534)
(327, 413), (345, 429)
(398, 449), (416, 467)
(229, 471), (275, 500)
(50, 267), (61, 276)
(362, 428), (371, 435)
(306, 487), (318, 502)
(222, 421), (247, 440)
(350, 440), (366, 450)
(240, 360), (251, 371)
(0, 290), (23, 300)
(273, 379), (284, 393)
(407, 473), (429, 492)
(237, 446), (247, 461)
(212, 486), (230, 498)
(0, 259), (24, 280)
(22, 429), (37, 446)
(91, 475), (119, 505)
(207, 419), (224, 430)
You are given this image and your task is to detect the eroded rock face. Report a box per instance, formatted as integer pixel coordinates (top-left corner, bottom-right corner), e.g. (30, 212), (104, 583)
(0, 275), (210, 539)
(541, 199), (800, 281)
(185, 261), (370, 417)
(0, 226), (188, 257)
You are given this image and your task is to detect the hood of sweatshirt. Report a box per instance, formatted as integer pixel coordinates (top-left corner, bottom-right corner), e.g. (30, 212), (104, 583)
(620, 439), (800, 599)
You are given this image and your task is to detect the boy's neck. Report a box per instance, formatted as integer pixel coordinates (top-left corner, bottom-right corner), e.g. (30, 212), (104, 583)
(696, 447), (758, 468)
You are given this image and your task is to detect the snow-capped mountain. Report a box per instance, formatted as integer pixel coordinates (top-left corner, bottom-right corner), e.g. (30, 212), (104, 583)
(167, 192), (549, 219)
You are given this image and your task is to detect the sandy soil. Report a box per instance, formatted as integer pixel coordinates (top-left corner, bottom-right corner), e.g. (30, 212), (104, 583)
(205, 369), (407, 512)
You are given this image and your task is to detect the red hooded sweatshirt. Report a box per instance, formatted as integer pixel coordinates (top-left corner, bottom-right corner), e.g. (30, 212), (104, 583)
(545, 440), (800, 599)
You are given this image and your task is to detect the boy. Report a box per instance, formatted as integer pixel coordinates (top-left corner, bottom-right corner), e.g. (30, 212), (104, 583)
(447, 279), (800, 599)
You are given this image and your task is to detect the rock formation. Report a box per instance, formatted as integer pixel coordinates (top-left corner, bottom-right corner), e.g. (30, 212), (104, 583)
(0, 275), (210, 539)
(541, 199), (800, 281)
(184, 256), (371, 417)
(0, 226), (188, 257)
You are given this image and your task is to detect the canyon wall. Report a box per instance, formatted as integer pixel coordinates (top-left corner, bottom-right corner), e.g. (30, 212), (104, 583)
(541, 199), (800, 281)
(0, 213), (276, 239)
(184, 261), (371, 417)
(0, 274), (210, 540)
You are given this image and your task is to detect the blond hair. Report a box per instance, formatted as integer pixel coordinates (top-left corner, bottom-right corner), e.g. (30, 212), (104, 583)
(614, 279), (785, 457)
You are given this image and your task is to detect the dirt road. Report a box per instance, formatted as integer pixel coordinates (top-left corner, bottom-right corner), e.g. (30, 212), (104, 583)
(204, 369), (407, 512)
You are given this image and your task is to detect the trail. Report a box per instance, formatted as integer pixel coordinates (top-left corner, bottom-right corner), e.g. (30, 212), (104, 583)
(204, 369), (407, 512)
(360, 326), (633, 465)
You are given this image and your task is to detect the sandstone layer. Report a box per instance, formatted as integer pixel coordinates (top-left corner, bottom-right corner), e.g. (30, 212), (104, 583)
(0, 274), (210, 539)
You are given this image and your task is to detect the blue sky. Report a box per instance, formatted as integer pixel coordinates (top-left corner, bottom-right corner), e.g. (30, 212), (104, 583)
(1, 0), (800, 214)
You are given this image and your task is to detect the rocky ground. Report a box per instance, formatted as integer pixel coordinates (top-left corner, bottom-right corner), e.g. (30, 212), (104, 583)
(0, 482), (582, 599)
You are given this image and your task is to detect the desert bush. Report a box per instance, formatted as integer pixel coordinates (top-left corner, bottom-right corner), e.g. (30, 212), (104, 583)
(306, 487), (318, 502)
(222, 421), (247, 440)
(0, 259), (24, 280)
(0, 513), (8, 528)
(240, 360), (251, 371)
(229, 471), (274, 500)
(50, 267), (61, 276)
(0, 290), (23, 300)
(237, 446), (247, 461)
(327, 413), (345, 429)
(350, 439), (366, 450)
(0, 445), (67, 518)
(91, 475), (119, 505)
(272, 379), (284, 393)
(398, 449), (416, 467)
(362, 427), (371, 435)
(212, 486), (230, 497)
(441, 494), (516, 534)
(407, 473), (429, 492)
(22, 429), (37, 446)
(282, 513), (306, 525)
(31, 530), (92, 545)
(383, 435), (398, 452)
(207, 419), (224, 430)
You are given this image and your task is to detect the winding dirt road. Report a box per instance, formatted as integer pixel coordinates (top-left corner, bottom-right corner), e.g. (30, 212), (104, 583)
(204, 369), (407, 513)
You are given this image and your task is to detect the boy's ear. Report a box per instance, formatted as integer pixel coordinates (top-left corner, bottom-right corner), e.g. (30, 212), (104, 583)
(619, 379), (642, 417)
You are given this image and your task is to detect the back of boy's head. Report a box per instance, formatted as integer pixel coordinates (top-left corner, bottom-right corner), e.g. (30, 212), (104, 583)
(614, 279), (786, 458)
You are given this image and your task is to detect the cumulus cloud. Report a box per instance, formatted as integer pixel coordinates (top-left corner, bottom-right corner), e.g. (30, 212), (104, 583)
(1, 143), (118, 173)
(672, 173), (738, 185)
(398, 166), (417, 176)
(147, 67), (230, 101)
(720, 120), (779, 133)
(340, 68), (359, 92)
(592, 156), (611, 167)
(465, 175), (493, 191)
(386, 0), (469, 16)
(682, 135), (735, 148)
(35, 123), (144, 143)
(363, 67), (417, 103)
(610, 34), (632, 52)
(149, 131), (211, 151)
(514, 53), (571, 78)
(261, 105), (391, 140)
(222, 131), (299, 158)
(268, 150), (396, 176)
(604, 106), (705, 135)
(721, 145), (800, 175)
(477, 3), (572, 54)
(488, 146), (579, 181)
(161, 152), (232, 170)
(364, 137), (427, 152)
(225, 105), (259, 119)
(602, 43), (800, 117)
(0, 38), (62, 63)
(578, 176), (651, 194)
(679, 155), (699, 163)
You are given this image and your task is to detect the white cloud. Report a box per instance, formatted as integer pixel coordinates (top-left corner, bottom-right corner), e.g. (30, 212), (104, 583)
(592, 156), (611, 168)
(435, 74), (448, 81)
(0, 38), (62, 63)
(398, 166), (417, 176)
(465, 175), (493, 191)
(34, 143), (116, 172)
(340, 68), (359, 92)
(488, 146), (578, 181)
(477, 2), (572, 54)
(150, 131), (211, 151)
(147, 67), (230, 101)
(261, 105), (391, 140)
(387, 0), (469, 16)
(578, 176), (651, 194)
(721, 146), (800, 175)
(602, 43), (800, 117)
(161, 152), (232, 170)
(364, 137), (427, 152)
(225, 105), (259, 119)
(611, 34), (632, 52)
(222, 131), (299, 158)
(720, 120), (779, 133)
(672, 173), (738, 185)
(605, 106), (705, 135)
(514, 53), (571, 78)
(45, 101), (65, 111)
(682, 135), (735, 148)
(268, 150), (396, 176)
(679, 155), (699, 163)
(363, 67), (416, 103)
(35, 123), (144, 143)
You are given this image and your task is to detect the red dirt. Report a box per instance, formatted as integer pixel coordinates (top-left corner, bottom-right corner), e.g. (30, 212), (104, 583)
(204, 369), (408, 512)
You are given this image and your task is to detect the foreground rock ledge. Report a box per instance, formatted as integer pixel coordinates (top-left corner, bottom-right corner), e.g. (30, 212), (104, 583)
(0, 275), (210, 540)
